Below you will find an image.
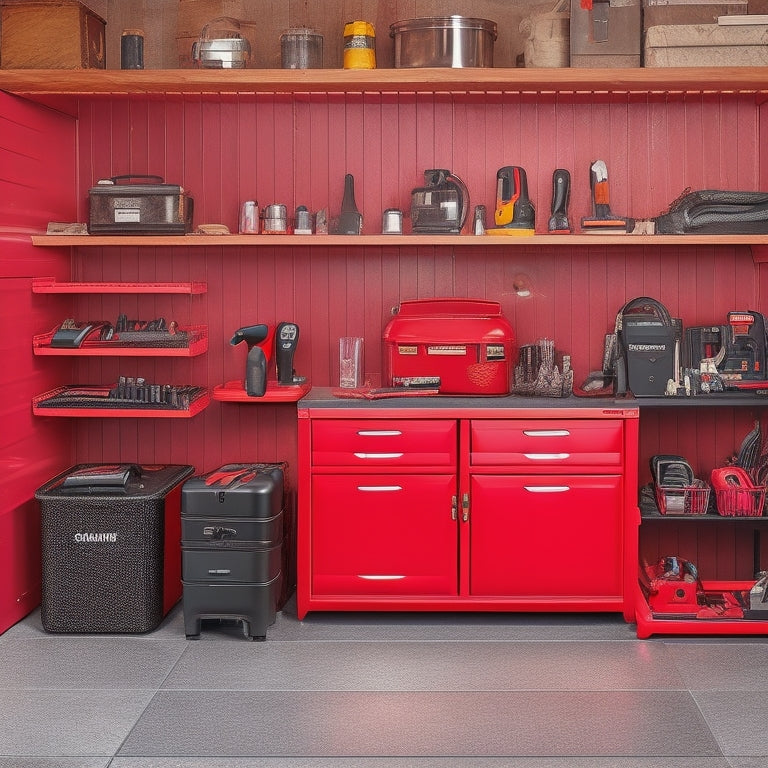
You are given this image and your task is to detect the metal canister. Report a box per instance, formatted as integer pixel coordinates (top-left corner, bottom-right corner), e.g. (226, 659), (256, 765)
(473, 204), (487, 235)
(382, 208), (403, 234)
(294, 206), (313, 234)
(281, 28), (323, 69)
(121, 29), (144, 69)
(239, 200), (259, 234)
(262, 204), (288, 233)
(343, 21), (376, 69)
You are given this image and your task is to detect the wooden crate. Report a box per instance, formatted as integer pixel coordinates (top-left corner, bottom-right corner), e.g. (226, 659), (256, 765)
(0, 0), (106, 68)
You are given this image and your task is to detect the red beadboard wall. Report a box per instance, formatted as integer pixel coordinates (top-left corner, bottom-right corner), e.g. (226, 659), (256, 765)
(3, 87), (767, 584)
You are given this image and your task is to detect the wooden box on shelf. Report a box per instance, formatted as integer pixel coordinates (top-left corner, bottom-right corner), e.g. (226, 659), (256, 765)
(0, 0), (106, 69)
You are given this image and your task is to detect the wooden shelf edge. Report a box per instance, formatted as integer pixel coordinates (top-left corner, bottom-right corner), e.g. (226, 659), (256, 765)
(2, 67), (768, 96)
(32, 277), (207, 293)
(30, 233), (768, 248)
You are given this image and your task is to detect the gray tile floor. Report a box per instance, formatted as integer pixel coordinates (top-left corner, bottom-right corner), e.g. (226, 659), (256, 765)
(1, 595), (767, 768)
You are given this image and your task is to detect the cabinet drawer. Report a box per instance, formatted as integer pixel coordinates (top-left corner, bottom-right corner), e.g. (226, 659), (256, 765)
(312, 419), (457, 467)
(311, 474), (458, 596)
(470, 419), (623, 468)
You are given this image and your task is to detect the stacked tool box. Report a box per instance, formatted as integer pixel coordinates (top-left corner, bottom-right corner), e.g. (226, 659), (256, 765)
(180, 463), (288, 640)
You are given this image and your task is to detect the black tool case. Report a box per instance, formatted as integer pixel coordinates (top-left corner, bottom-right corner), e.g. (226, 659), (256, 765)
(35, 463), (195, 633)
(180, 463), (288, 640)
(88, 174), (194, 234)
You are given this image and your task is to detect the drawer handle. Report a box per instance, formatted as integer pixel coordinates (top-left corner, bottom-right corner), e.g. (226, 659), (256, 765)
(357, 574), (406, 580)
(353, 452), (404, 459)
(357, 485), (403, 492)
(523, 430), (570, 437)
(357, 430), (402, 436)
(523, 486), (570, 493)
(523, 453), (570, 461)
(207, 568), (232, 574)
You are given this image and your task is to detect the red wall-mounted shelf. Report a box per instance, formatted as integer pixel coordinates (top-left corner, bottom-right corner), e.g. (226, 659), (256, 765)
(32, 324), (208, 357)
(31, 277), (207, 294)
(32, 387), (210, 418)
(212, 379), (311, 403)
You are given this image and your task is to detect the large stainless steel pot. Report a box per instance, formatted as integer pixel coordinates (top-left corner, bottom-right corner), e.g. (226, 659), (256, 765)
(390, 16), (497, 68)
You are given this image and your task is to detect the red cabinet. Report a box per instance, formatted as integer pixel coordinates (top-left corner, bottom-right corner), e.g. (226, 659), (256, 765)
(311, 474), (458, 596)
(297, 390), (639, 620)
(469, 474), (623, 599)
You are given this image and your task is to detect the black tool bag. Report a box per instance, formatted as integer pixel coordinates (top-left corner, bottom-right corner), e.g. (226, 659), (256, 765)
(654, 189), (768, 235)
(615, 297), (679, 397)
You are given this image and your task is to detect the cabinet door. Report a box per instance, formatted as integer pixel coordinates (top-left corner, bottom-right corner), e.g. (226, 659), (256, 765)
(311, 474), (458, 596)
(469, 475), (623, 598)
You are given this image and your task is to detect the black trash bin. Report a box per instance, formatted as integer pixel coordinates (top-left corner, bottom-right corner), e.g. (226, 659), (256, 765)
(35, 463), (194, 633)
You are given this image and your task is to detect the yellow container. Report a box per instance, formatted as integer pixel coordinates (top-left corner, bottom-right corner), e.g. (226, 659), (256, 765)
(343, 20), (376, 69)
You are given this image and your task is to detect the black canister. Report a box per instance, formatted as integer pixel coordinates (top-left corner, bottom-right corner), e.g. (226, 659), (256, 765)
(121, 29), (145, 70)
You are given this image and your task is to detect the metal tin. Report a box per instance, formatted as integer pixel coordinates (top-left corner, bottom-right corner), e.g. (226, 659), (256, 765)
(382, 208), (403, 234)
(390, 16), (497, 68)
(239, 200), (259, 234)
(121, 29), (144, 70)
(281, 28), (323, 69)
(473, 204), (487, 235)
(343, 20), (376, 69)
(294, 206), (312, 234)
(262, 204), (288, 233)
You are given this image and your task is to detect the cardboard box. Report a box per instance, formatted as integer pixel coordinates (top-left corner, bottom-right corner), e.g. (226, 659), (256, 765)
(0, 0), (106, 69)
(570, 0), (642, 67)
(643, 1), (749, 30)
(644, 22), (768, 65)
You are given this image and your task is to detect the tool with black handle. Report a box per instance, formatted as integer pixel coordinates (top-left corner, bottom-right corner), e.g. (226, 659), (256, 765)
(336, 173), (362, 234)
(230, 324), (275, 397)
(275, 321), (306, 386)
(548, 169), (571, 233)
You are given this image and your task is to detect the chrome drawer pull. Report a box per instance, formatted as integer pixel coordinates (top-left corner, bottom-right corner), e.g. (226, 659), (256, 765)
(523, 453), (570, 460)
(357, 574), (406, 580)
(357, 430), (402, 436)
(353, 452), (404, 459)
(523, 429), (570, 437)
(523, 486), (570, 493)
(357, 485), (403, 492)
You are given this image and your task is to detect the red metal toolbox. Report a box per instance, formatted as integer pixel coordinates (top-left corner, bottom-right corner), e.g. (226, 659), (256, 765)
(383, 298), (515, 395)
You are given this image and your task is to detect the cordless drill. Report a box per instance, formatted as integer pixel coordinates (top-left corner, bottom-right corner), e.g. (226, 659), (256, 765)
(230, 324), (275, 397)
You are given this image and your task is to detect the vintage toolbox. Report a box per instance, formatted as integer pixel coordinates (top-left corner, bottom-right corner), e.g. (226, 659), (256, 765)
(0, 0), (106, 69)
(35, 463), (194, 633)
(383, 298), (515, 395)
(88, 175), (194, 235)
(180, 463), (288, 640)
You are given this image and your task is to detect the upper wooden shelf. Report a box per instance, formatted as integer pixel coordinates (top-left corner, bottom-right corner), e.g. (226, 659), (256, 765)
(1, 67), (767, 97)
(30, 233), (768, 249)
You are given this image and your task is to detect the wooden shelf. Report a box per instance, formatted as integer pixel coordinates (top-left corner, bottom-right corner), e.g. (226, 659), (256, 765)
(32, 277), (207, 294)
(30, 233), (768, 249)
(2, 67), (767, 97)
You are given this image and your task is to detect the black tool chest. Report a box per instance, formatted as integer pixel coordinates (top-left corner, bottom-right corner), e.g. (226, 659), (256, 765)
(180, 463), (288, 640)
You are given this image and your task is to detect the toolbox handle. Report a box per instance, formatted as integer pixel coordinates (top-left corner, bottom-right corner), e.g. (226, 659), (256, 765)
(107, 174), (165, 185)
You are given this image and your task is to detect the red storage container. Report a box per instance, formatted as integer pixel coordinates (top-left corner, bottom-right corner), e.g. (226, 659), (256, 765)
(383, 298), (515, 395)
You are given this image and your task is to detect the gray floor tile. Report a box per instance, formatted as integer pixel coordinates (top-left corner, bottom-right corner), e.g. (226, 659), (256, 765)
(109, 759), (734, 768)
(693, 691), (768, 756)
(117, 690), (721, 758)
(0, 761), (110, 768)
(163, 640), (684, 691)
(726, 759), (768, 768)
(0, 689), (154, 756)
(664, 642), (768, 691)
(0, 637), (186, 689)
